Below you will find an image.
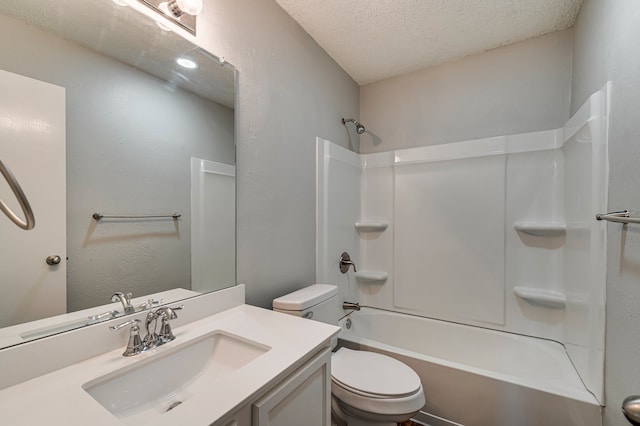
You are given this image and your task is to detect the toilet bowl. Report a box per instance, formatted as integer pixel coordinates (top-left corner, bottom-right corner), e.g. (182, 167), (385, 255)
(273, 284), (425, 426)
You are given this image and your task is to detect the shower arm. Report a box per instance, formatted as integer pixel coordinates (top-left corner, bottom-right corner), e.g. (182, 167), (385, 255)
(0, 158), (35, 230)
(341, 117), (366, 134)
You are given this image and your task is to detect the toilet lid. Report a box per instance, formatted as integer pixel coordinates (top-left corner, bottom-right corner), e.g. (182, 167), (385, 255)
(331, 348), (422, 397)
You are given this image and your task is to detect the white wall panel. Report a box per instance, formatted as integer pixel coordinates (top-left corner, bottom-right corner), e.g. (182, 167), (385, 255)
(393, 155), (506, 325)
(505, 148), (566, 340)
(318, 84), (608, 398)
(191, 159), (236, 293)
(316, 139), (362, 305)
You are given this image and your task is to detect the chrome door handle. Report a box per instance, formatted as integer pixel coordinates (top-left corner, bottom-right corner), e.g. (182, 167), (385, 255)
(46, 255), (61, 265)
(623, 396), (640, 425)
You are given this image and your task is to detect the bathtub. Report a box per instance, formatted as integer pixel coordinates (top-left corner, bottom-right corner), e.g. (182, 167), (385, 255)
(337, 308), (602, 426)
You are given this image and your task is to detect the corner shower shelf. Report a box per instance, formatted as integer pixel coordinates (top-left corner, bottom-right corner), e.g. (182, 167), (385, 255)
(354, 271), (388, 283)
(355, 221), (388, 232)
(513, 221), (567, 237)
(513, 286), (566, 309)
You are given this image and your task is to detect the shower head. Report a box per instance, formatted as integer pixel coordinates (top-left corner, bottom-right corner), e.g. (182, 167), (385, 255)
(342, 118), (366, 134)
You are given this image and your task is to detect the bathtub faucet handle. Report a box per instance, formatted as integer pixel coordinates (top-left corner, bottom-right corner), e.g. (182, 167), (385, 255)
(343, 301), (360, 311)
(339, 252), (357, 273)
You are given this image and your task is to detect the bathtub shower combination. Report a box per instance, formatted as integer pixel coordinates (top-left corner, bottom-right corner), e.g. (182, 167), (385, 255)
(317, 85), (610, 426)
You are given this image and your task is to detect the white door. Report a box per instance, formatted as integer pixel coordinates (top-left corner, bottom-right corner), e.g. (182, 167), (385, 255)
(0, 69), (66, 328)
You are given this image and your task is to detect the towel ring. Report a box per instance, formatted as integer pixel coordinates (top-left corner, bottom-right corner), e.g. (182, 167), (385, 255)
(0, 158), (35, 230)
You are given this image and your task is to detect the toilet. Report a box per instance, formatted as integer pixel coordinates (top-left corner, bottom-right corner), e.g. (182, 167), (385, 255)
(273, 284), (425, 426)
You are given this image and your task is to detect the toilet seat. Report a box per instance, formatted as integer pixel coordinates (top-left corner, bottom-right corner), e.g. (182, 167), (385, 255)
(330, 348), (425, 417)
(332, 347), (422, 397)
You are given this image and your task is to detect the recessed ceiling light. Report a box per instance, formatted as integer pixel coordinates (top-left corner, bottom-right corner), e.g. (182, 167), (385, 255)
(176, 58), (198, 69)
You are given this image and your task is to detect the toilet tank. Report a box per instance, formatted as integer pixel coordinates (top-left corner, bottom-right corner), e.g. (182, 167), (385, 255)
(272, 284), (340, 325)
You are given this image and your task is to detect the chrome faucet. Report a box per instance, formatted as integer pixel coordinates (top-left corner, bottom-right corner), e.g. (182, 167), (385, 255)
(109, 319), (144, 357)
(144, 305), (183, 347)
(143, 310), (161, 349)
(155, 306), (182, 343)
(343, 301), (361, 311)
(112, 292), (135, 314)
(110, 305), (184, 356)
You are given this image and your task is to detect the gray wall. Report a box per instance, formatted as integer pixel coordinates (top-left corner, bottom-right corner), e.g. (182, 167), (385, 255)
(0, 13), (235, 311)
(194, 0), (360, 307)
(359, 29), (573, 153)
(572, 1), (640, 425)
(190, 1), (640, 423)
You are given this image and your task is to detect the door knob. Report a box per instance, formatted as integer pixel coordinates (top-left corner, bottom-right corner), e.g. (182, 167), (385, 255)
(46, 255), (61, 265)
(623, 395), (640, 425)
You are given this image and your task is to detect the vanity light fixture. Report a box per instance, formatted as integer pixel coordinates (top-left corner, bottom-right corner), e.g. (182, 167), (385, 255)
(176, 58), (198, 69)
(112, 0), (129, 6)
(165, 0), (203, 17)
(138, 0), (201, 34)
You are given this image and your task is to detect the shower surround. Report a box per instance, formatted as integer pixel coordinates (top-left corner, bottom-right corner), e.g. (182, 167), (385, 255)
(317, 85), (609, 424)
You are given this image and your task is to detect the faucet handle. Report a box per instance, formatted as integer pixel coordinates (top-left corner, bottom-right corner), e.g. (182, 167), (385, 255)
(157, 305), (183, 343)
(88, 310), (118, 322)
(109, 318), (140, 331)
(109, 319), (144, 357)
(136, 298), (164, 312)
(339, 252), (357, 273)
(157, 305), (183, 319)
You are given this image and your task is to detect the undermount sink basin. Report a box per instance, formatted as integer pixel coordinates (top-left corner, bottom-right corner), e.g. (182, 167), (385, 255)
(83, 330), (270, 424)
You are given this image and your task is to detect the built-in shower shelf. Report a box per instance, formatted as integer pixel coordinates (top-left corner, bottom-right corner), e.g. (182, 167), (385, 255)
(355, 271), (388, 283)
(513, 286), (566, 309)
(355, 221), (388, 232)
(513, 221), (567, 237)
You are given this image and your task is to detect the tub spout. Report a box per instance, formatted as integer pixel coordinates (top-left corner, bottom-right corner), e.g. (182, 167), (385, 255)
(343, 301), (360, 311)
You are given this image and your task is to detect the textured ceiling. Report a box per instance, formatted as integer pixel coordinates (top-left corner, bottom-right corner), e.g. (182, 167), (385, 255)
(275, 0), (583, 85)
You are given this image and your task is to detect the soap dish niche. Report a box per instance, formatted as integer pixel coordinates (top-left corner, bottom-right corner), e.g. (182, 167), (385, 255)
(513, 286), (566, 309)
(513, 221), (566, 237)
(354, 271), (388, 283)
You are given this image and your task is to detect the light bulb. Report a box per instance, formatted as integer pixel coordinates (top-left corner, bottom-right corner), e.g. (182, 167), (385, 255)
(176, 58), (198, 69)
(159, 2), (170, 14)
(176, 0), (203, 15)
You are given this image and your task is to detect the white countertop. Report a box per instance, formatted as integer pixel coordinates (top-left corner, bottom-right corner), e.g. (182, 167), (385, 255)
(0, 304), (339, 425)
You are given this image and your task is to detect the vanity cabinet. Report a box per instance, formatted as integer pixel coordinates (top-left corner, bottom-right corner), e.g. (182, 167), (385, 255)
(217, 347), (332, 426)
(253, 347), (331, 425)
(219, 404), (252, 426)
